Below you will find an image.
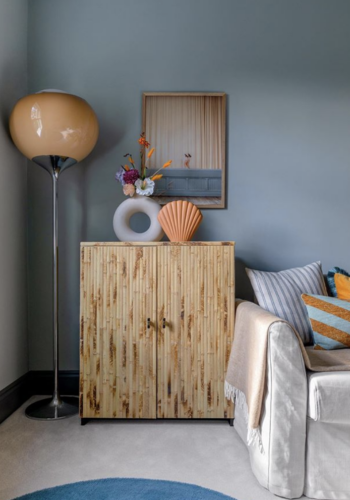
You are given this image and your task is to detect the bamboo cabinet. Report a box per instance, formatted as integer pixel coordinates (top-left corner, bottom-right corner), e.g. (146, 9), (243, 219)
(80, 242), (235, 422)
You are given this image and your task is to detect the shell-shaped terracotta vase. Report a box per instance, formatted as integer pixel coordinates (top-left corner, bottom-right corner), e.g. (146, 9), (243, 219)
(157, 200), (203, 242)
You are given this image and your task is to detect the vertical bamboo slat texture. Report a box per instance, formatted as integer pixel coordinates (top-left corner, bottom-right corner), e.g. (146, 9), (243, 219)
(80, 245), (157, 418)
(156, 244), (234, 419)
(80, 242), (235, 419)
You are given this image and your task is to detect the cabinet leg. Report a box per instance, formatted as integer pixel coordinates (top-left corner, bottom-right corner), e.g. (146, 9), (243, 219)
(228, 418), (234, 427)
(81, 418), (88, 426)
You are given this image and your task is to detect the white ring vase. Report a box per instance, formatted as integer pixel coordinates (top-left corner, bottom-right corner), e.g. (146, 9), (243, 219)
(113, 195), (164, 242)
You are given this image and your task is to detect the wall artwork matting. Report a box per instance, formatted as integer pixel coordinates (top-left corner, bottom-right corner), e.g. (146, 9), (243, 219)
(142, 92), (226, 209)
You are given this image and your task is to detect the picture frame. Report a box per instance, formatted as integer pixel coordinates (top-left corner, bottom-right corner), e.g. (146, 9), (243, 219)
(142, 92), (226, 209)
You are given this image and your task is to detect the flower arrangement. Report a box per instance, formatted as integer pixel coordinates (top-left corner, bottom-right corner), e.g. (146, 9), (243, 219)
(115, 133), (172, 197)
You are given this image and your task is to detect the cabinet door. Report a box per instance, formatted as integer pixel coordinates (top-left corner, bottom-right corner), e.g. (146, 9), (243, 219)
(80, 245), (157, 418)
(157, 244), (234, 419)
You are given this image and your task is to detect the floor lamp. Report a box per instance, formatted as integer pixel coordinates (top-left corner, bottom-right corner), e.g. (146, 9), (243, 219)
(9, 91), (99, 420)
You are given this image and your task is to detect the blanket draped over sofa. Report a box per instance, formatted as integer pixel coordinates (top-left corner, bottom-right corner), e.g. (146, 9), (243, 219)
(225, 301), (350, 450)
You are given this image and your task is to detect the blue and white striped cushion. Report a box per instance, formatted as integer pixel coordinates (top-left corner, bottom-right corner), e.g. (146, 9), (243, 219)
(246, 261), (328, 344)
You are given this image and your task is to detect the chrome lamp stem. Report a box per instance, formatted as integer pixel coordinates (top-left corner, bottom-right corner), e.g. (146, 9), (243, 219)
(25, 156), (79, 420)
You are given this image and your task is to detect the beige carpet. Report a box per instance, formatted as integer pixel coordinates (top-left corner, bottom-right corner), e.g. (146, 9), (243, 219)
(0, 396), (297, 500)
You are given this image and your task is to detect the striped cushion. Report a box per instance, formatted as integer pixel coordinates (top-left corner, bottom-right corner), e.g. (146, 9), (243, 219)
(327, 267), (350, 297)
(246, 262), (327, 344)
(301, 294), (350, 350)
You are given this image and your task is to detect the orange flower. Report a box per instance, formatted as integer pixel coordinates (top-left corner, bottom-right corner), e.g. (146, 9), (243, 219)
(129, 156), (134, 164)
(151, 174), (163, 181)
(149, 159), (173, 178)
(139, 140), (150, 148)
(124, 164), (130, 171)
(138, 133), (150, 148)
(147, 148), (155, 159)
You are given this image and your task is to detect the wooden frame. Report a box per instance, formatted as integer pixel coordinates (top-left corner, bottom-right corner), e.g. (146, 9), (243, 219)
(142, 92), (226, 209)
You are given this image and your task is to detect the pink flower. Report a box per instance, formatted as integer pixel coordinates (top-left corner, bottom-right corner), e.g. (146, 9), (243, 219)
(123, 169), (140, 184)
(123, 184), (136, 197)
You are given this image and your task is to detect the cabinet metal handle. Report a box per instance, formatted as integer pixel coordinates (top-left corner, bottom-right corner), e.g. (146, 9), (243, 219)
(147, 318), (151, 329)
(163, 318), (166, 328)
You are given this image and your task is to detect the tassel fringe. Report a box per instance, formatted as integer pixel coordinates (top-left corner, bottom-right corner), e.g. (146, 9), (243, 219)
(225, 381), (264, 454)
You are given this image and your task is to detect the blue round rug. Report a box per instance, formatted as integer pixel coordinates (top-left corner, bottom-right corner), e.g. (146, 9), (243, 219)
(14, 478), (236, 499)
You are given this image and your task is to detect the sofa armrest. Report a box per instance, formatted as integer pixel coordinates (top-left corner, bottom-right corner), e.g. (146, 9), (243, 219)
(233, 302), (307, 498)
(266, 320), (307, 498)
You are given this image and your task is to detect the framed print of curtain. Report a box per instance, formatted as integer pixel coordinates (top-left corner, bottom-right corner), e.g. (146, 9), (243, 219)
(143, 92), (226, 209)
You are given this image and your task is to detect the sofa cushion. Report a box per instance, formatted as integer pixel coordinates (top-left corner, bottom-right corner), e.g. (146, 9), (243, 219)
(308, 371), (350, 423)
(246, 261), (327, 344)
(327, 266), (350, 297)
(334, 273), (350, 301)
(302, 294), (350, 349)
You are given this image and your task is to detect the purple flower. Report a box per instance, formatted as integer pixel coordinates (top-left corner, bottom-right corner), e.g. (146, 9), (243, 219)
(115, 167), (126, 185)
(123, 169), (140, 185)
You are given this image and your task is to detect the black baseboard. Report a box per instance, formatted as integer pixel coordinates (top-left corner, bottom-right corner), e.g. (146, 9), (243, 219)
(0, 370), (79, 424)
(28, 370), (79, 397)
(0, 373), (31, 424)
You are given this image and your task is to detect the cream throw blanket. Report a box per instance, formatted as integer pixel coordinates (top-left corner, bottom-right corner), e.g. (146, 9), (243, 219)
(225, 301), (350, 449)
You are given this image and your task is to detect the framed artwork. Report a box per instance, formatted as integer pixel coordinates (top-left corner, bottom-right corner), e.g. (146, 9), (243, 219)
(142, 92), (226, 209)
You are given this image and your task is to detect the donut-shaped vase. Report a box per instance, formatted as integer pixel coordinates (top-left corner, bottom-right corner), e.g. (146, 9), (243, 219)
(113, 195), (164, 242)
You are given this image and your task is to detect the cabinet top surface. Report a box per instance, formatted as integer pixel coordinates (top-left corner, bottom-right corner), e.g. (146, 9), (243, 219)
(81, 241), (235, 247)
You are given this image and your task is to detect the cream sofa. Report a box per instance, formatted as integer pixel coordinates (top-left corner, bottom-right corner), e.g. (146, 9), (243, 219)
(233, 302), (350, 500)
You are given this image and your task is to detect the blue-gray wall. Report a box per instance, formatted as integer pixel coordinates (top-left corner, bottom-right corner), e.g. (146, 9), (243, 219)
(27, 0), (350, 370)
(0, 0), (28, 389)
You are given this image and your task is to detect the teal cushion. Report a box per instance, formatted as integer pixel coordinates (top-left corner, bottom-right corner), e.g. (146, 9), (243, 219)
(327, 267), (350, 297)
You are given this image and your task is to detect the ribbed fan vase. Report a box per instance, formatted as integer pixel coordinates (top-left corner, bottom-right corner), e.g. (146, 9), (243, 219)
(157, 200), (203, 242)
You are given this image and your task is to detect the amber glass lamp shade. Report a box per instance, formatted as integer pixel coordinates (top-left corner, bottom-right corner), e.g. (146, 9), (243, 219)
(9, 91), (99, 171)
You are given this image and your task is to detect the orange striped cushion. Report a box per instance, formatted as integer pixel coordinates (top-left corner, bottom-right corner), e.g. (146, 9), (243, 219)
(301, 294), (350, 350)
(334, 273), (350, 301)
